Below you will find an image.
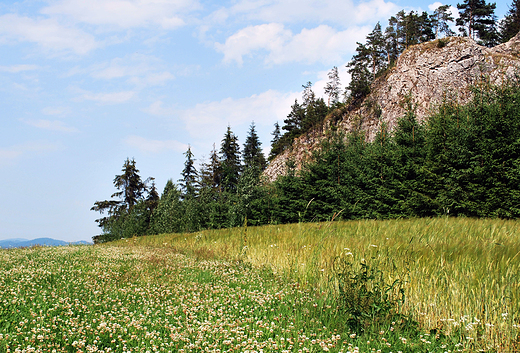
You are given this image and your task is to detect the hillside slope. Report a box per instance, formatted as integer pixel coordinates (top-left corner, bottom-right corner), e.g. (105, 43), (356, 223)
(265, 34), (520, 181)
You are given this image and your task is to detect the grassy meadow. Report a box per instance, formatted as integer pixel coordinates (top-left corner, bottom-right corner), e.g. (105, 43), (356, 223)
(0, 217), (519, 352)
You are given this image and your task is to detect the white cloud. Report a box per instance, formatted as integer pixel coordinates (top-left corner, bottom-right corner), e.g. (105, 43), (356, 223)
(0, 65), (40, 73)
(21, 119), (78, 133)
(76, 90), (136, 104)
(180, 89), (299, 141)
(216, 24), (369, 65)
(41, 106), (71, 116)
(90, 54), (176, 86)
(143, 101), (176, 116)
(217, 0), (398, 26)
(0, 141), (61, 166)
(215, 23), (291, 65)
(124, 135), (188, 153)
(0, 14), (97, 55)
(42, 0), (201, 30)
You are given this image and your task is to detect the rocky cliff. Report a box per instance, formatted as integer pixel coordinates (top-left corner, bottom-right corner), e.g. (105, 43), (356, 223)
(264, 34), (520, 182)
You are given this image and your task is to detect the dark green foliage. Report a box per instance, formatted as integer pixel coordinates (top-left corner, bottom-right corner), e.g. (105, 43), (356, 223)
(456, 0), (498, 45)
(272, 170), (307, 224)
(499, 0), (520, 43)
(424, 80), (520, 217)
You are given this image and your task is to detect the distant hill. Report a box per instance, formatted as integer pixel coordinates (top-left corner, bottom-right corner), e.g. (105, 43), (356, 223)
(0, 238), (92, 249)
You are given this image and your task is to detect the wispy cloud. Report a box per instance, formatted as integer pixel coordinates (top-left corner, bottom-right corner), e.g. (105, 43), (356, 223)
(75, 90), (136, 104)
(0, 14), (97, 55)
(21, 119), (78, 133)
(143, 101), (176, 116)
(124, 135), (188, 153)
(41, 107), (71, 117)
(41, 0), (201, 30)
(0, 141), (61, 166)
(0, 65), (40, 73)
(90, 54), (176, 87)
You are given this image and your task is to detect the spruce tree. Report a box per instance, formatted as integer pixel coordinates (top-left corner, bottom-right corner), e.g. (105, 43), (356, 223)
(179, 145), (198, 198)
(499, 0), (520, 43)
(220, 126), (241, 193)
(243, 122), (267, 178)
(200, 144), (221, 192)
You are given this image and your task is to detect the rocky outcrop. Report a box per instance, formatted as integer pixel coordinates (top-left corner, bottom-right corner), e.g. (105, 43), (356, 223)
(264, 34), (520, 182)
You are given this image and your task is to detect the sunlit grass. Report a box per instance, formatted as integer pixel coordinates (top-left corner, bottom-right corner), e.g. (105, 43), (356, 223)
(116, 217), (520, 351)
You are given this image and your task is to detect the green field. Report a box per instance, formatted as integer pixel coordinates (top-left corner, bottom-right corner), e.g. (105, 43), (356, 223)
(1, 218), (519, 352)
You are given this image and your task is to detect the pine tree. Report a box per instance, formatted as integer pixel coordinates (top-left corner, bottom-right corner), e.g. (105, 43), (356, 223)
(431, 4), (456, 38)
(456, 0), (497, 42)
(499, 0), (520, 43)
(324, 66), (342, 107)
(179, 145), (198, 198)
(243, 122), (267, 178)
(346, 42), (372, 103)
(365, 22), (387, 80)
(220, 126), (241, 193)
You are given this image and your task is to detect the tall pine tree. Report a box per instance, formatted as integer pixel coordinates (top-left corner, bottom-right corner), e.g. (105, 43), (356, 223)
(456, 0), (497, 44)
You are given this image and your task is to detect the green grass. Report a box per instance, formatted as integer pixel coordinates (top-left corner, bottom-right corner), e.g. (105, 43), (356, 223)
(0, 217), (519, 352)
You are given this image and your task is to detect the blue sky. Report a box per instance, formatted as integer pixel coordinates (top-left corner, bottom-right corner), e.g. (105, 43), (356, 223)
(0, 0), (509, 242)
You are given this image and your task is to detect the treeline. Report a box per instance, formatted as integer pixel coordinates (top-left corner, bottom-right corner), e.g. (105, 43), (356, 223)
(92, 79), (520, 243)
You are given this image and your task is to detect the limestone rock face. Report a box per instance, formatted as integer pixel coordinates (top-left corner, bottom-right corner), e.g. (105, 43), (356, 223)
(264, 34), (520, 182)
